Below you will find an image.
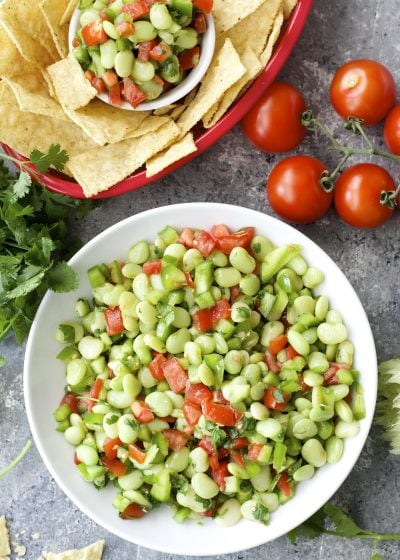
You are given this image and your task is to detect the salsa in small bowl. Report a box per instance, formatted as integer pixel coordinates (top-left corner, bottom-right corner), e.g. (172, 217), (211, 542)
(69, 0), (215, 111)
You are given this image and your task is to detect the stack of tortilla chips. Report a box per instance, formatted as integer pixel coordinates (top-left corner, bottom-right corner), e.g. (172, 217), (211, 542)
(0, 0), (297, 197)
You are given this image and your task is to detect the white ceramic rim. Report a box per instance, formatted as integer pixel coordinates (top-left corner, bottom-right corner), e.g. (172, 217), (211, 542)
(24, 203), (377, 556)
(68, 8), (215, 111)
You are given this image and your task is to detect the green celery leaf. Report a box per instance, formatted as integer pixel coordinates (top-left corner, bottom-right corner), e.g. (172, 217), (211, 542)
(46, 262), (79, 293)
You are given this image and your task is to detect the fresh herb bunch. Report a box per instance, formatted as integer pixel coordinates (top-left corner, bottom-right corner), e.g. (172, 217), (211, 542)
(375, 359), (400, 454)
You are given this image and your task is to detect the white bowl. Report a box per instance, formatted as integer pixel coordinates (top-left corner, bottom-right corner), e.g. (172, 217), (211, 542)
(68, 9), (215, 111)
(24, 203), (377, 556)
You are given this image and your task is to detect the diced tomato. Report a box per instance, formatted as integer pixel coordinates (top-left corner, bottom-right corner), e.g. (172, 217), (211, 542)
(248, 443), (263, 462)
(92, 76), (106, 94)
(161, 357), (188, 393)
(211, 298), (231, 322)
(149, 353), (166, 381)
(102, 70), (118, 89)
(122, 0), (150, 20)
(128, 443), (147, 464)
(263, 386), (291, 411)
(211, 461), (229, 490)
(202, 505), (218, 517)
(178, 46), (201, 70)
(277, 472), (291, 497)
(120, 503), (145, 519)
(298, 374), (311, 392)
(115, 20), (135, 37)
(194, 12), (207, 33)
(178, 227), (195, 247)
(286, 345), (299, 360)
(101, 456), (127, 477)
(121, 77), (146, 108)
(108, 83), (122, 106)
(230, 450), (246, 467)
(218, 447), (229, 460)
(193, 307), (213, 333)
(199, 436), (214, 454)
(161, 415), (176, 423)
(264, 351), (281, 373)
(209, 451), (219, 471)
(183, 401), (202, 426)
(184, 271), (195, 288)
(143, 0), (167, 5)
(143, 260), (162, 275)
(88, 378), (104, 412)
(216, 227), (255, 255)
(131, 401), (154, 424)
(103, 437), (123, 460)
(193, 0), (213, 13)
(74, 451), (81, 465)
(60, 392), (79, 414)
(149, 41), (172, 62)
(81, 18), (108, 46)
(213, 389), (229, 404)
(202, 401), (238, 427)
(230, 436), (248, 450)
(84, 69), (95, 81)
(210, 224), (230, 238)
(194, 230), (216, 256)
(163, 429), (189, 451)
(185, 382), (213, 405)
(230, 286), (241, 300)
(138, 39), (158, 62)
(269, 334), (288, 355)
(72, 36), (81, 48)
(324, 366), (339, 386)
(105, 306), (124, 335)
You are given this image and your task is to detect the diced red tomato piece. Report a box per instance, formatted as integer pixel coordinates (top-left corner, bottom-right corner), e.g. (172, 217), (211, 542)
(122, 0), (150, 20)
(178, 227), (195, 247)
(121, 77), (146, 108)
(131, 401), (154, 424)
(194, 12), (207, 33)
(102, 70), (118, 89)
(216, 227), (255, 255)
(161, 357), (188, 393)
(269, 334), (288, 355)
(210, 224), (230, 238)
(120, 503), (146, 519)
(101, 456), (127, 477)
(88, 378), (104, 412)
(60, 392), (79, 414)
(193, 0), (213, 13)
(115, 20), (135, 37)
(202, 505), (218, 517)
(184, 271), (195, 288)
(248, 443), (263, 462)
(84, 69), (95, 81)
(108, 83), (122, 106)
(230, 286), (241, 300)
(277, 472), (291, 497)
(209, 451), (219, 471)
(218, 447), (229, 460)
(138, 39), (158, 61)
(92, 76), (106, 94)
(201, 401), (238, 427)
(211, 461), (229, 490)
(194, 230), (216, 256)
(149, 353), (166, 381)
(72, 36), (81, 48)
(183, 401), (202, 426)
(230, 436), (248, 450)
(211, 298), (231, 322)
(213, 389), (229, 404)
(199, 436), (214, 454)
(324, 366), (339, 386)
(193, 307), (213, 333)
(163, 429), (189, 451)
(264, 351), (281, 373)
(298, 374), (312, 392)
(105, 306), (124, 335)
(263, 386), (291, 411)
(81, 18), (108, 46)
(103, 437), (123, 460)
(286, 345), (300, 360)
(149, 41), (172, 62)
(185, 382), (213, 405)
(143, 260), (162, 275)
(178, 46), (201, 70)
(74, 451), (81, 465)
(230, 450), (246, 467)
(128, 443), (147, 464)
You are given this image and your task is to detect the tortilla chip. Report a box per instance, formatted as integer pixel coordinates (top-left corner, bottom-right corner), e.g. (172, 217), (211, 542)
(282, 0), (298, 19)
(42, 540), (105, 560)
(177, 39), (246, 135)
(40, 0), (70, 58)
(259, 8), (284, 67)
(0, 28), (32, 78)
(47, 53), (97, 110)
(0, 517), (10, 558)
(60, 0), (79, 26)
(212, 0), (266, 34)
(68, 120), (180, 197)
(170, 88), (198, 120)
(41, 68), (57, 98)
(153, 104), (178, 116)
(146, 133), (197, 177)
(128, 115), (172, 139)
(203, 47), (262, 128)
(0, 82), (96, 161)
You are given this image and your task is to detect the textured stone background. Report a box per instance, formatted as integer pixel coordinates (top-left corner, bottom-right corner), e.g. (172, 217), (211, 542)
(2, 0), (400, 558)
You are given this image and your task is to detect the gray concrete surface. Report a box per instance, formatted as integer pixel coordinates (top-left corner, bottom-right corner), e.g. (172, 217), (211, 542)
(2, 0), (400, 558)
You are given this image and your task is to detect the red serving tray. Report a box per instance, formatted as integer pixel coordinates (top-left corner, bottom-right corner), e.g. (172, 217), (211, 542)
(2, 0), (313, 199)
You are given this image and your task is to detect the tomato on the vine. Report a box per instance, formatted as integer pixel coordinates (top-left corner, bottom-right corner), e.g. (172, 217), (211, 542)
(242, 82), (307, 153)
(266, 155), (333, 224)
(334, 163), (395, 228)
(330, 59), (396, 126)
(384, 104), (400, 155)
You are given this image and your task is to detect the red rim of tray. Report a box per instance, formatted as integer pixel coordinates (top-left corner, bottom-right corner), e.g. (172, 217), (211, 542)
(1, 0), (313, 199)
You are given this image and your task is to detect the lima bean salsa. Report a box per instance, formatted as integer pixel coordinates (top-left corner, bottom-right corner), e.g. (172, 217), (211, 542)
(72, 0), (212, 108)
(54, 225), (366, 526)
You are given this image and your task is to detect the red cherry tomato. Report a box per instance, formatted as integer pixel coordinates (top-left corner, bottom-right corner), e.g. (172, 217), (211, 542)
(163, 429), (189, 451)
(330, 59), (396, 126)
(334, 163), (395, 228)
(267, 155), (333, 224)
(384, 104), (400, 155)
(242, 82), (307, 153)
(120, 503), (145, 519)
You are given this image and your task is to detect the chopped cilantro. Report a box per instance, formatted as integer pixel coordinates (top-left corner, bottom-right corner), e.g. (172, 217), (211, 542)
(206, 421), (227, 448)
(273, 388), (285, 403)
(253, 502), (269, 525)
